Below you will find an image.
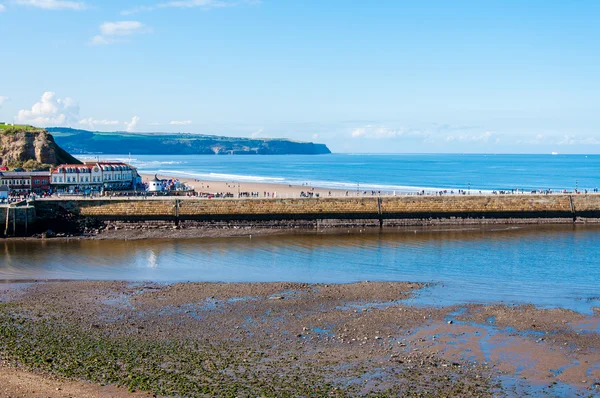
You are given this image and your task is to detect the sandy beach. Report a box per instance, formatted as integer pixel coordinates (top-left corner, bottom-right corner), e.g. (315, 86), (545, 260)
(141, 173), (394, 199)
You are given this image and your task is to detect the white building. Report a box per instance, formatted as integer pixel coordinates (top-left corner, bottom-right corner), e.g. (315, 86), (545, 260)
(148, 175), (165, 192)
(51, 162), (139, 192)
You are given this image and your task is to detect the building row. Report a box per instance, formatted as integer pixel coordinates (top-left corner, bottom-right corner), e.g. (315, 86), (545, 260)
(0, 161), (141, 194)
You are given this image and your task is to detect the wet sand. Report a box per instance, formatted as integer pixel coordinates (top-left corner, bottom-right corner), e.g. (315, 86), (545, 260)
(0, 281), (598, 397)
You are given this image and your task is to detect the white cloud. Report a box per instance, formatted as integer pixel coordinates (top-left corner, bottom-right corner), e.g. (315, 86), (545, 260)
(13, 0), (85, 10)
(78, 118), (120, 129)
(0, 4), (6, 12)
(89, 35), (110, 45)
(445, 131), (498, 143)
(121, 0), (254, 15)
(351, 124), (504, 146)
(170, 120), (192, 125)
(351, 125), (406, 139)
(100, 21), (147, 36)
(124, 116), (140, 132)
(556, 134), (600, 146)
(16, 91), (79, 126)
(517, 134), (546, 145)
(89, 21), (150, 46)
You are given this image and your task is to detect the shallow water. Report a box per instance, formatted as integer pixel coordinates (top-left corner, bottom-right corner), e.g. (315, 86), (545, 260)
(2, 225), (599, 313)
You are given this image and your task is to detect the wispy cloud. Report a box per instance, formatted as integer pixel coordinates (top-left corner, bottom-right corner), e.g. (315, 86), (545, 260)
(13, 0), (86, 10)
(0, 4), (6, 12)
(556, 134), (600, 146)
(350, 124), (506, 145)
(351, 125), (425, 139)
(0, 96), (8, 108)
(78, 118), (120, 129)
(89, 21), (151, 46)
(121, 0), (257, 16)
(124, 116), (140, 132)
(445, 131), (499, 143)
(170, 120), (192, 125)
(352, 126), (401, 139)
(516, 134), (546, 145)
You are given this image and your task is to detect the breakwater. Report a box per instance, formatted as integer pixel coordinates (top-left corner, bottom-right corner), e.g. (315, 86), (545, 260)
(10, 195), (595, 236)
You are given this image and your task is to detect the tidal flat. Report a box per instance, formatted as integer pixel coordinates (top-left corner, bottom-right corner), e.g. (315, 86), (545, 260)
(0, 281), (599, 397)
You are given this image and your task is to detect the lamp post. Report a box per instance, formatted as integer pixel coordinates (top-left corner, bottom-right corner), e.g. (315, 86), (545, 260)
(576, 180), (578, 193)
(468, 182), (471, 195)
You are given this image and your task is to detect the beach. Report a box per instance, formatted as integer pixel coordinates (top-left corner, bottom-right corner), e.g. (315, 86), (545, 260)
(141, 173), (393, 198)
(0, 280), (598, 397)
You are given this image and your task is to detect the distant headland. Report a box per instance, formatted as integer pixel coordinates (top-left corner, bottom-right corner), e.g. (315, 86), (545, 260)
(47, 127), (332, 155)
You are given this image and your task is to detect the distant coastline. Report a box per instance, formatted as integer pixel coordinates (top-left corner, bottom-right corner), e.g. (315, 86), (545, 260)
(47, 127), (331, 156)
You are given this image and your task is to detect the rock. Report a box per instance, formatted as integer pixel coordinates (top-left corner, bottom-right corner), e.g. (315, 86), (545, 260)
(0, 127), (80, 168)
(41, 229), (56, 239)
(447, 320), (453, 324)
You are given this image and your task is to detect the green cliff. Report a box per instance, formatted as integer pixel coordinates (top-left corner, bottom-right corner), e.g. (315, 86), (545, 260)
(48, 128), (332, 155)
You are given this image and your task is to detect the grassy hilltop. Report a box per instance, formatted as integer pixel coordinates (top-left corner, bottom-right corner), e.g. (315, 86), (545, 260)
(48, 127), (332, 155)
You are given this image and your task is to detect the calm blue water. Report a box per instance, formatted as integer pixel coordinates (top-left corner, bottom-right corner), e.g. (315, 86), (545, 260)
(89, 153), (600, 193)
(2, 226), (600, 314)
(5, 154), (599, 313)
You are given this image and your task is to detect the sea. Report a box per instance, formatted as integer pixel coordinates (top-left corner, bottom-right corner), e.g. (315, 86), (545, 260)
(3, 154), (600, 314)
(97, 153), (598, 193)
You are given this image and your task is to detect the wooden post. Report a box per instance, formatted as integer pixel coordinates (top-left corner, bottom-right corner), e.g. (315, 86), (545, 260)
(4, 207), (9, 236)
(377, 196), (383, 228)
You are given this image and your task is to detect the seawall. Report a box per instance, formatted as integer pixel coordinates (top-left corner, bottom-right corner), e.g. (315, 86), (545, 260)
(28, 195), (600, 235)
(1, 205), (36, 237)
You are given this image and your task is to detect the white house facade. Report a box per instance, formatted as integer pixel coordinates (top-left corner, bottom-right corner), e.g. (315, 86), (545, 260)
(51, 162), (139, 192)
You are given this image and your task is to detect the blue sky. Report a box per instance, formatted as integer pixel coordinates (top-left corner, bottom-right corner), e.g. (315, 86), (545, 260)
(0, 0), (598, 153)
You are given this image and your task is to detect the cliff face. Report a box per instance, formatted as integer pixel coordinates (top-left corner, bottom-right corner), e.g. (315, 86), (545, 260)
(0, 126), (81, 170)
(48, 128), (332, 155)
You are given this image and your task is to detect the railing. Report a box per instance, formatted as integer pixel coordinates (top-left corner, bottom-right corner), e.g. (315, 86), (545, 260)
(25, 190), (600, 201)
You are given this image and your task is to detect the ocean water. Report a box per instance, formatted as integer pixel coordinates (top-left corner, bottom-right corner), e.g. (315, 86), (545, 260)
(87, 153), (600, 193)
(2, 225), (600, 314)
(6, 153), (599, 313)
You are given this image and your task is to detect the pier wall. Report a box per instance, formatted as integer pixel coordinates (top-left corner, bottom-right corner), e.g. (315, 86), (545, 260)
(31, 195), (600, 231)
(0, 205), (36, 236)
